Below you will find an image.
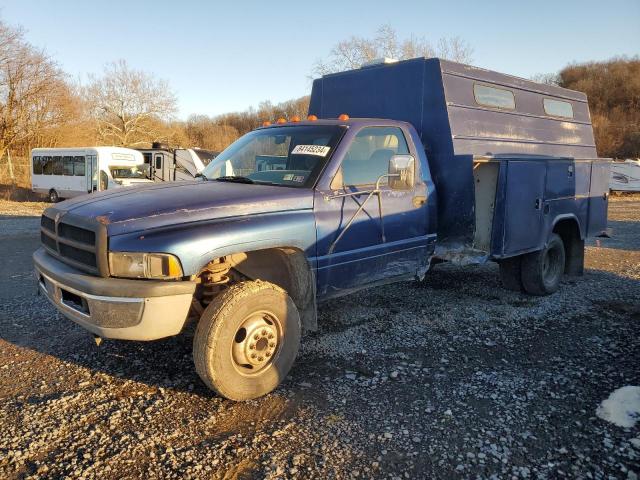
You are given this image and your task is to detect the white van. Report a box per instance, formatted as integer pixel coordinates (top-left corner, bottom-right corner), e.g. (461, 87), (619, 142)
(31, 147), (153, 202)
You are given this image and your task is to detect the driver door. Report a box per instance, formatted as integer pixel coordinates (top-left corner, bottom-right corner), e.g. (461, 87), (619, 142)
(314, 126), (431, 298)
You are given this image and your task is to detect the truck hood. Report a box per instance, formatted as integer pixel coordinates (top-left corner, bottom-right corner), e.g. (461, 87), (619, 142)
(54, 181), (314, 236)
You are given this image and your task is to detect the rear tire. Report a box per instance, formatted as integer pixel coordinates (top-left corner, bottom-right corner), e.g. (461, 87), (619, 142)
(521, 233), (566, 296)
(48, 189), (59, 203)
(193, 280), (301, 401)
(499, 256), (523, 292)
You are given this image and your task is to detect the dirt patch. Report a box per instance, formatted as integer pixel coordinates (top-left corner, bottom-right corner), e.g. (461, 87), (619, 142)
(0, 199), (49, 217)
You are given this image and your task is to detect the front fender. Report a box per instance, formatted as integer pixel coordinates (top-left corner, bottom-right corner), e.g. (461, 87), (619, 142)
(108, 210), (317, 276)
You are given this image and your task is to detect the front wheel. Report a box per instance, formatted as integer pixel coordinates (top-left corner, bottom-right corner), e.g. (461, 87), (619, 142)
(48, 189), (59, 203)
(521, 233), (566, 296)
(193, 280), (301, 401)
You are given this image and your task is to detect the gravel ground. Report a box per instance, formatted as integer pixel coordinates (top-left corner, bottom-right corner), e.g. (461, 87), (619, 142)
(0, 197), (638, 479)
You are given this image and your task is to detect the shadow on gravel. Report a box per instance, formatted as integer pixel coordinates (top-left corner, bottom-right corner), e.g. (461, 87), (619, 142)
(1, 261), (638, 402)
(594, 219), (640, 250)
(0, 215), (41, 221)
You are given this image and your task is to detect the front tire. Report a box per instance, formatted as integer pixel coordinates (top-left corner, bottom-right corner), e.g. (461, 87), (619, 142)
(193, 280), (301, 401)
(521, 233), (566, 296)
(48, 189), (59, 203)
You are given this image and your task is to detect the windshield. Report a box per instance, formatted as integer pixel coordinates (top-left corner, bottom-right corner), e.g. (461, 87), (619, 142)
(201, 125), (346, 187)
(110, 165), (148, 179)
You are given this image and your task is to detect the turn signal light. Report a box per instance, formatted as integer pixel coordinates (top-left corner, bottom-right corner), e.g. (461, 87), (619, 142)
(276, 118), (287, 124)
(291, 116), (300, 122)
(307, 114), (318, 121)
(262, 121), (271, 127)
(338, 113), (350, 121)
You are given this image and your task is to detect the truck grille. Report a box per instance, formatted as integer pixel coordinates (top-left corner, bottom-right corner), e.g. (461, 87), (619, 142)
(41, 216), (55, 232)
(40, 231), (57, 251)
(58, 223), (96, 245)
(58, 243), (97, 267)
(40, 212), (102, 274)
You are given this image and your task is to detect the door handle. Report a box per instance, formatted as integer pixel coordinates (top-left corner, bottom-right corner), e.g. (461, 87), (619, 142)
(412, 196), (426, 208)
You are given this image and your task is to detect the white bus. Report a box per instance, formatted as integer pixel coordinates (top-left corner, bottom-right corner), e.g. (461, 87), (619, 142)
(31, 147), (153, 202)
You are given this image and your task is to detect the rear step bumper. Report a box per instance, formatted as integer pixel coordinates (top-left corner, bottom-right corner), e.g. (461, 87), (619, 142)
(596, 228), (613, 238)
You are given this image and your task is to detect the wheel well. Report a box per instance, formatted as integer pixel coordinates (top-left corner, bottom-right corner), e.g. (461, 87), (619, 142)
(552, 219), (584, 275)
(199, 248), (317, 332)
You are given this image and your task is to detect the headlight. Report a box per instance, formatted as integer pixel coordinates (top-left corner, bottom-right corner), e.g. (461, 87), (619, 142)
(108, 252), (183, 279)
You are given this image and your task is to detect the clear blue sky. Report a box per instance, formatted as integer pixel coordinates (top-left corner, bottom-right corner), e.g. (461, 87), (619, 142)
(1, 0), (638, 118)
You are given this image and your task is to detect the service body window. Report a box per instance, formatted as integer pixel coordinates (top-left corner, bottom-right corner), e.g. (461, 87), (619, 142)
(473, 84), (516, 110)
(543, 98), (574, 119)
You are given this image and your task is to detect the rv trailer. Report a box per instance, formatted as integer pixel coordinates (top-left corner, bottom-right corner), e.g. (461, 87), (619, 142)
(610, 159), (640, 192)
(138, 143), (219, 182)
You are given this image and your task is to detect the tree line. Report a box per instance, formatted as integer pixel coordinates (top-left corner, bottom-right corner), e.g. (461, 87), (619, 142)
(0, 19), (313, 167)
(556, 57), (640, 159)
(0, 16), (637, 191)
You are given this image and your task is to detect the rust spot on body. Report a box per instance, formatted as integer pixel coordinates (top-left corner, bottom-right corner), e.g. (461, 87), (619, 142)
(95, 214), (112, 225)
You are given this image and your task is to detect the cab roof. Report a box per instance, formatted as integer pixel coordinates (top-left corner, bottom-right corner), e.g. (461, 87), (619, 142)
(255, 118), (412, 130)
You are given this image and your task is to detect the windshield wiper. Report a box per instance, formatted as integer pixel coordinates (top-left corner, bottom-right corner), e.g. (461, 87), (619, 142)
(214, 176), (255, 184)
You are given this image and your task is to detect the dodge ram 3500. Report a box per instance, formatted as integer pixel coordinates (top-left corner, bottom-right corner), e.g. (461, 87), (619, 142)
(34, 58), (610, 400)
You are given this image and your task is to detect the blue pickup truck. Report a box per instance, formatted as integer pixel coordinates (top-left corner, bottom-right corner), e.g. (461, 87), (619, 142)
(34, 58), (610, 400)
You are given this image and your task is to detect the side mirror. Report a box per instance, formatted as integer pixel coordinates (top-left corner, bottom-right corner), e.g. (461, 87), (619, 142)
(388, 154), (415, 190)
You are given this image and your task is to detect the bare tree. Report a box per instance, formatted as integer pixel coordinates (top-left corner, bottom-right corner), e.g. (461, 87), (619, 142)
(0, 20), (72, 163)
(85, 60), (177, 146)
(530, 72), (560, 86)
(313, 25), (473, 76)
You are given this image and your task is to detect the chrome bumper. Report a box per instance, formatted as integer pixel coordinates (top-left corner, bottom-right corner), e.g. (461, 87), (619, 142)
(33, 248), (196, 341)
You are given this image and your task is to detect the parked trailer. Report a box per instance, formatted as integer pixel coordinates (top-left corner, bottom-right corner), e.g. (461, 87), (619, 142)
(138, 143), (218, 182)
(33, 58), (610, 400)
(610, 159), (640, 192)
(31, 147), (152, 202)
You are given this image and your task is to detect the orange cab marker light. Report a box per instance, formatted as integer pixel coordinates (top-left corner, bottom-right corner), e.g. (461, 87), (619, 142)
(307, 114), (318, 121)
(276, 118), (287, 124)
(338, 113), (349, 121)
(291, 116), (301, 122)
(262, 121), (271, 127)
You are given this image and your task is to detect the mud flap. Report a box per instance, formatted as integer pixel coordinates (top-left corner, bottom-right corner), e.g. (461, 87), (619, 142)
(565, 237), (585, 276)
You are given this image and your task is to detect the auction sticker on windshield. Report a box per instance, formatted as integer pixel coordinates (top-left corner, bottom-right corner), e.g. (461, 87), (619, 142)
(291, 145), (331, 157)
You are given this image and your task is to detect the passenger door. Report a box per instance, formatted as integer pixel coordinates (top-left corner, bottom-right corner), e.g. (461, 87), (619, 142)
(314, 126), (431, 298)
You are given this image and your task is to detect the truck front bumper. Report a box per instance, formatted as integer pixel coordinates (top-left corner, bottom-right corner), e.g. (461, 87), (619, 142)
(33, 248), (196, 341)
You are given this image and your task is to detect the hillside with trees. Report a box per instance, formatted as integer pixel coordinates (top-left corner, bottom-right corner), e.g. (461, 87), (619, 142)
(557, 57), (640, 159)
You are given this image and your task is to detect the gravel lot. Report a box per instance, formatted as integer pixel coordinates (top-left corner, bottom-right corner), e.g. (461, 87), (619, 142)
(0, 197), (638, 479)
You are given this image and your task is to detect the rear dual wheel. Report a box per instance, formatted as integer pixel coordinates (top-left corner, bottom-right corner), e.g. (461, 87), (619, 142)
(193, 280), (301, 401)
(499, 233), (566, 296)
